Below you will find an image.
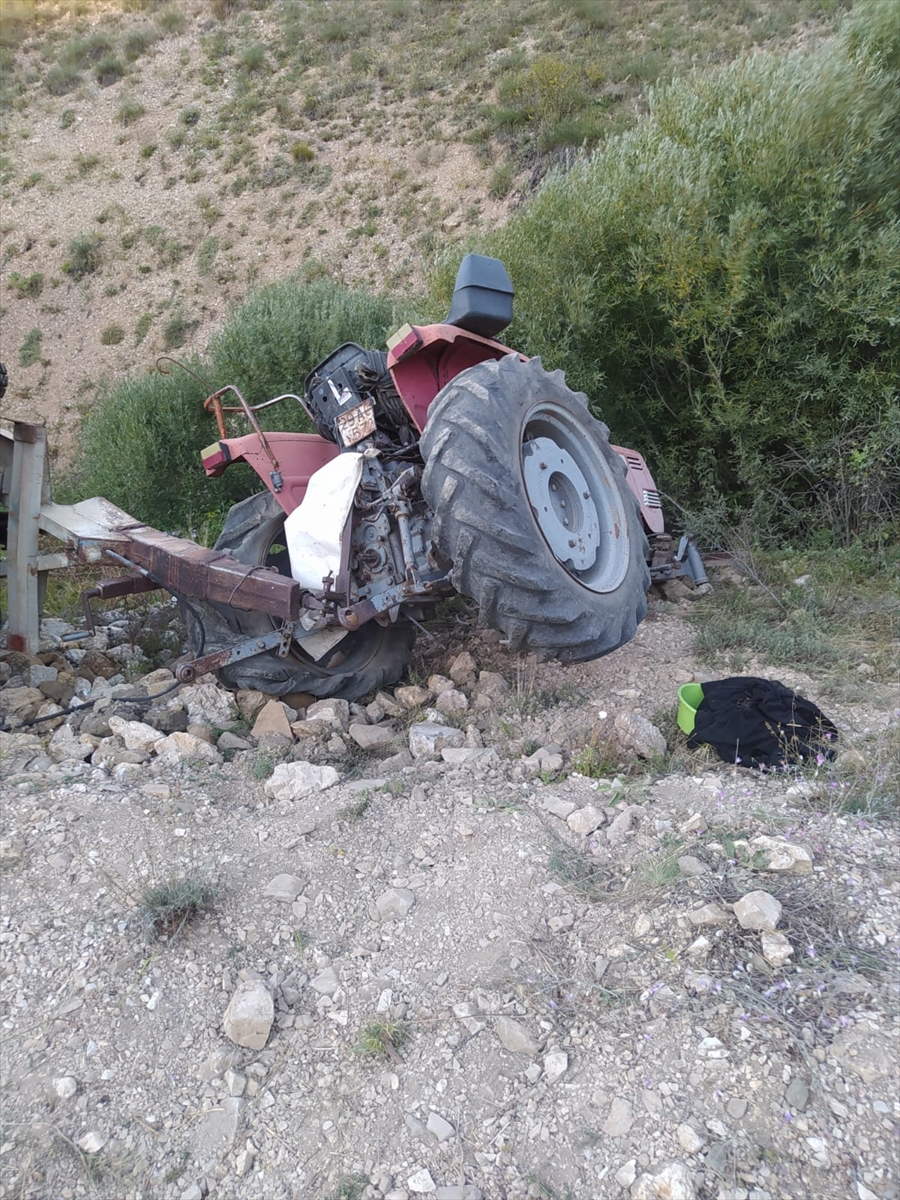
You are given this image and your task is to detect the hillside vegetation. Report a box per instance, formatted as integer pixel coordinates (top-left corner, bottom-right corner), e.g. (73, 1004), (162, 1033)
(2, 0), (848, 466)
(3, 0), (898, 561)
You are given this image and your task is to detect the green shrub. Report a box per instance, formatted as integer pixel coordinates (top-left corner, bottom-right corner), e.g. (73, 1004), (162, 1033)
(117, 98), (145, 125)
(155, 7), (187, 35)
(467, 0), (900, 544)
(488, 164), (514, 199)
(208, 276), (412, 406)
(7, 271), (44, 298)
(18, 326), (43, 368)
(73, 360), (248, 530)
(163, 309), (199, 350)
(197, 236), (219, 275)
(60, 31), (115, 70)
(60, 108), (76, 129)
(100, 323), (125, 346)
(240, 42), (266, 71)
(124, 26), (159, 62)
(290, 140), (315, 162)
(95, 54), (126, 87)
(45, 63), (81, 96)
(134, 312), (152, 344)
(62, 233), (101, 279)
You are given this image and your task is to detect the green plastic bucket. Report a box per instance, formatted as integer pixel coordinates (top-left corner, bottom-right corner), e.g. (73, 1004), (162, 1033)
(677, 683), (705, 735)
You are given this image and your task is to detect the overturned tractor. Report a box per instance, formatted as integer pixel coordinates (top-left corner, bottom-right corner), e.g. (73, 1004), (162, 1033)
(1, 256), (704, 699)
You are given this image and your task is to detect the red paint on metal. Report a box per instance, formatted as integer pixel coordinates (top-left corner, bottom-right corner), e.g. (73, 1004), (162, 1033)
(390, 328), (421, 361)
(215, 432), (339, 516)
(387, 323), (525, 432)
(611, 445), (666, 535)
(201, 446), (229, 473)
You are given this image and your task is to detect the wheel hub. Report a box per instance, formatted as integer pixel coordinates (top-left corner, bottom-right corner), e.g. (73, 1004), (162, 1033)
(522, 437), (600, 572)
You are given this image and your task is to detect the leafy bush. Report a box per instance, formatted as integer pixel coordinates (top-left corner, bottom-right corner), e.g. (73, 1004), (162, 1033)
(71, 278), (417, 531)
(73, 359), (251, 532)
(60, 32), (115, 69)
(162, 309), (199, 351)
(123, 26), (159, 61)
(207, 276), (411, 407)
(462, 0), (899, 544)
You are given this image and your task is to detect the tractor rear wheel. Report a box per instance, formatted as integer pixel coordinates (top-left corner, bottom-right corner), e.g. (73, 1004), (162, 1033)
(184, 491), (415, 700)
(420, 354), (650, 662)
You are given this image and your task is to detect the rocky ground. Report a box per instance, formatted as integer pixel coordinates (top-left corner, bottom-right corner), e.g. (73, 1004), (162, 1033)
(1, 593), (898, 1200)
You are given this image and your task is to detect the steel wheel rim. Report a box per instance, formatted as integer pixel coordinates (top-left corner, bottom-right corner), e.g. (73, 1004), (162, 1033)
(521, 403), (630, 593)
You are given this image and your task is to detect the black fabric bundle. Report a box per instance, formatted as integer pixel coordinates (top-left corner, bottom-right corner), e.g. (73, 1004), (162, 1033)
(687, 676), (838, 769)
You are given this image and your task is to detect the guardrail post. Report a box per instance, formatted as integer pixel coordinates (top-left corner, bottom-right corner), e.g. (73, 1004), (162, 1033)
(4, 422), (50, 653)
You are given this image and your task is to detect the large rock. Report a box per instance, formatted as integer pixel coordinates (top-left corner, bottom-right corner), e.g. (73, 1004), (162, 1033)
(687, 903), (732, 927)
(23, 664), (57, 688)
(606, 804), (643, 845)
(408, 721), (465, 760)
(251, 700), (294, 741)
(0, 730), (52, 776)
(495, 1016), (541, 1056)
(263, 874), (305, 902)
(602, 1097), (634, 1137)
(306, 698), (350, 731)
(264, 761), (340, 800)
(0, 686), (45, 720)
(375, 887), (415, 921)
(435, 688), (468, 717)
(108, 716), (166, 753)
(748, 835), (813, 874)
(734, 890), (782, 932)
(475, 670), (509, 700)
(567, 805), (605, 835)
(614, 712), (667, 759)
(180, 680), (238, 729)
(223, 980), (274, 1049)
(631, 1162), (696, 1199)
(155, 731), (223, 764)
(349, 722), (397, 751)
(427, 673), (454, 695)
(761, 929), (794, 967)
(448, 651), (477, 687)
(47, 724), (95, 763)
(235, 689), (267, 720)
(394, 684), (433, 710)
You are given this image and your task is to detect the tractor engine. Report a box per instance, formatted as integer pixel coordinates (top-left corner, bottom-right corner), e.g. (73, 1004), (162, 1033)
(301, 343), (445, 615)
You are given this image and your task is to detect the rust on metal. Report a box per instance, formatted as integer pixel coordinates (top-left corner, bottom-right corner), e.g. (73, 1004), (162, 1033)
(121, 527), (301, 621)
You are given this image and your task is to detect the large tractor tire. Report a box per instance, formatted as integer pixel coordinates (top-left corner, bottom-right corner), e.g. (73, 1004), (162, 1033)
(420, 354), (650, 662)
(184, 491), (415, 700)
